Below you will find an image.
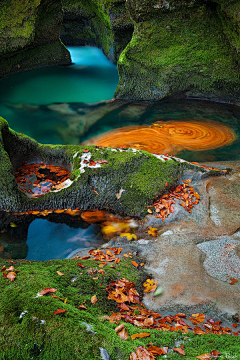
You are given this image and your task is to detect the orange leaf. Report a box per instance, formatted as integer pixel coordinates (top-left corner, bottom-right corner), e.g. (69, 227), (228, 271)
(78, 304), (87, 310)
(230, 278), (238, 285)
(80, 256), (90, 260)
(173, 348), (186, 355)
(40, 288), (57, 295)
(6, 266), (15, 271)
(91, 295), (98, 304)
(53, 309), (67, 315)
(147, 345), (168, 355)
(57, 271), (64, 276)
(115, 323), (125, 333)
(196, 354), (212, 360)
(118, 327), (129, 340)
(131, 261), (139, 267)
(6, 271), (16, 282)
(131, 333), (151, 340)
(77, 263), (85, 268)
(51, 295), (64, 300)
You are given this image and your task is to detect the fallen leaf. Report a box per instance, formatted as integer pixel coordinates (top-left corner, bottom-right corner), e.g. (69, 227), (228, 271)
(10, 222), (17, 227)
(6, 266), (15, 271)
(131, 261), (139, 267)
(173, 347), (185, 355)
(196, 354), (212, 360)
(53, 309), (67, 315)
(115, 323), (125, 333)
(118, 327), (129, 340)
(6, 271), (16, 282)
(51, 295), (64, 300)
(40, 288), (58, 296)
(210, 350), (220, 359)
(78, 304), (87, 310)
(143, 279), (158, 293)
(64, 298), (67, 303)
(152, 286), (163, 296)
(91, 295), (98, 304)
(148, 227), (157, 236)
(230, 278), (238, 285)
(77, 263), (85, 268)
(147, 209), (153, 214)
(131, 333), (151, 340)
(120, 233), (137, 241)
(147, 345), (168, 355)
(57, 271), (64, 276)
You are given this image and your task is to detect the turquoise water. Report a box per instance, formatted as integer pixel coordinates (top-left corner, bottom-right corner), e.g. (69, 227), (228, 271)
(0, 46), (240, 260)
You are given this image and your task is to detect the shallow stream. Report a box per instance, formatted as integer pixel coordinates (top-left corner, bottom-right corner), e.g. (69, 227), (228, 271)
(0, 46), (239, 260)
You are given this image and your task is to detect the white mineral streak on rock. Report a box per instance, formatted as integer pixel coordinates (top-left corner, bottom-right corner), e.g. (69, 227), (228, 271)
(53, 151), (104, 192)
(145, 258), (169, 276)
(210, 204), (221, 226)
(161, 230), (173, 236)
(137, 239), (149, 244)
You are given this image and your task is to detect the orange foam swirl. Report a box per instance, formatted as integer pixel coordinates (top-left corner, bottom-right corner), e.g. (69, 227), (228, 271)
(84, 119), (235, 155)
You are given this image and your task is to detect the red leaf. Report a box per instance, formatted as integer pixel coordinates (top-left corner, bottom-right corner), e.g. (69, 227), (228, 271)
(53, 309), (67, 315)
(77, 263), (85, 268)
(83, 149), (89, 153)
(40, 288), (57, 295)
(210, 350), (220, 359)
(230, 278), (238, 285)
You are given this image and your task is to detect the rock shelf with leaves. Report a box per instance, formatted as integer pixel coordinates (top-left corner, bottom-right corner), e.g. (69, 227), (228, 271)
(0, 117), (221, 218)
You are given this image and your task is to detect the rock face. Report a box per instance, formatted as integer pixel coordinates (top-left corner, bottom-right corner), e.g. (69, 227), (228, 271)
(115, 0), (240, 103)
(0, 0), (71, 77)
(0, 116), (210, 217)
(61, 0), (134, 63)
(0, 0), (240, 102)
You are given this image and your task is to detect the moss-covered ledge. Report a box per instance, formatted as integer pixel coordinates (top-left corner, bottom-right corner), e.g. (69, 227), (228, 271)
(0, 0), (71, 77)
(0, 117), (211, 217)
(115, 0), (240, 103)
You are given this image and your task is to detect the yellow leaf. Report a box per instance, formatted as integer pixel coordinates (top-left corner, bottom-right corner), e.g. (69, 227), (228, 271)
(120, 233), (137, 241)
(101, 225), (117, 235)
(64, 298), (67, 304)
(10, 222), (17, 228)
(57, 271), (64, 276)
(148, 227), (157, 236)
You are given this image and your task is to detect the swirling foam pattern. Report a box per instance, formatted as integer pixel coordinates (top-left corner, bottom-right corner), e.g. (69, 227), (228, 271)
(84, 119), (236, 155)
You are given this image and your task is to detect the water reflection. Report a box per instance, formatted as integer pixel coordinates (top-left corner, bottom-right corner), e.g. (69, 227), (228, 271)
(0, 212), (104, 261)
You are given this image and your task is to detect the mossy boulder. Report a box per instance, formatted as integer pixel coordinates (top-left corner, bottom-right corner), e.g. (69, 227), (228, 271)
(115, 0), (240, 103)
(0, 0), (71, 77)
(0, 116), (207, 217)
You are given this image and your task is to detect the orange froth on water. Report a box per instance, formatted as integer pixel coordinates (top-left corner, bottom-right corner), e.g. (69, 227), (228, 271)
(84, 119), (235, 155)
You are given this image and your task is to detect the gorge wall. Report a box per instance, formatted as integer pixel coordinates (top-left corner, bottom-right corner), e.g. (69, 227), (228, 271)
(0, 0), (240, 103)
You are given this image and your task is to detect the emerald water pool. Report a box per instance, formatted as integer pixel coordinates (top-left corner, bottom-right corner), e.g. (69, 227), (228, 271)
(0, 46), (239, 260)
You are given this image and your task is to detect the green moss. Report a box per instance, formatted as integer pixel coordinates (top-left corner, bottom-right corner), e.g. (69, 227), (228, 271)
(115, 3), (240, 101)
(0, 0), (41, 54)
(0, 257), (239, 359)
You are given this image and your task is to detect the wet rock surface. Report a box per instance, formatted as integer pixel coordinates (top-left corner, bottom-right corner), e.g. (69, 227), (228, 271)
(73, 160), (240, 320)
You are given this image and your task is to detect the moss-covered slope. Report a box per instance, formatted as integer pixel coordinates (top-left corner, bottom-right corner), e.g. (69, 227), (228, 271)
(0, 0), (71, 77)
(115, 0), (240, 102)
(1, 257), (239, 359)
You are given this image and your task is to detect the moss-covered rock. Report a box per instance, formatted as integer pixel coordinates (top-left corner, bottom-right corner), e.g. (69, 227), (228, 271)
(115, 0), (240, 103)
(0, 116), (209, 217)
(0, 0), (71, 77)
(61, 0), (133, 63)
